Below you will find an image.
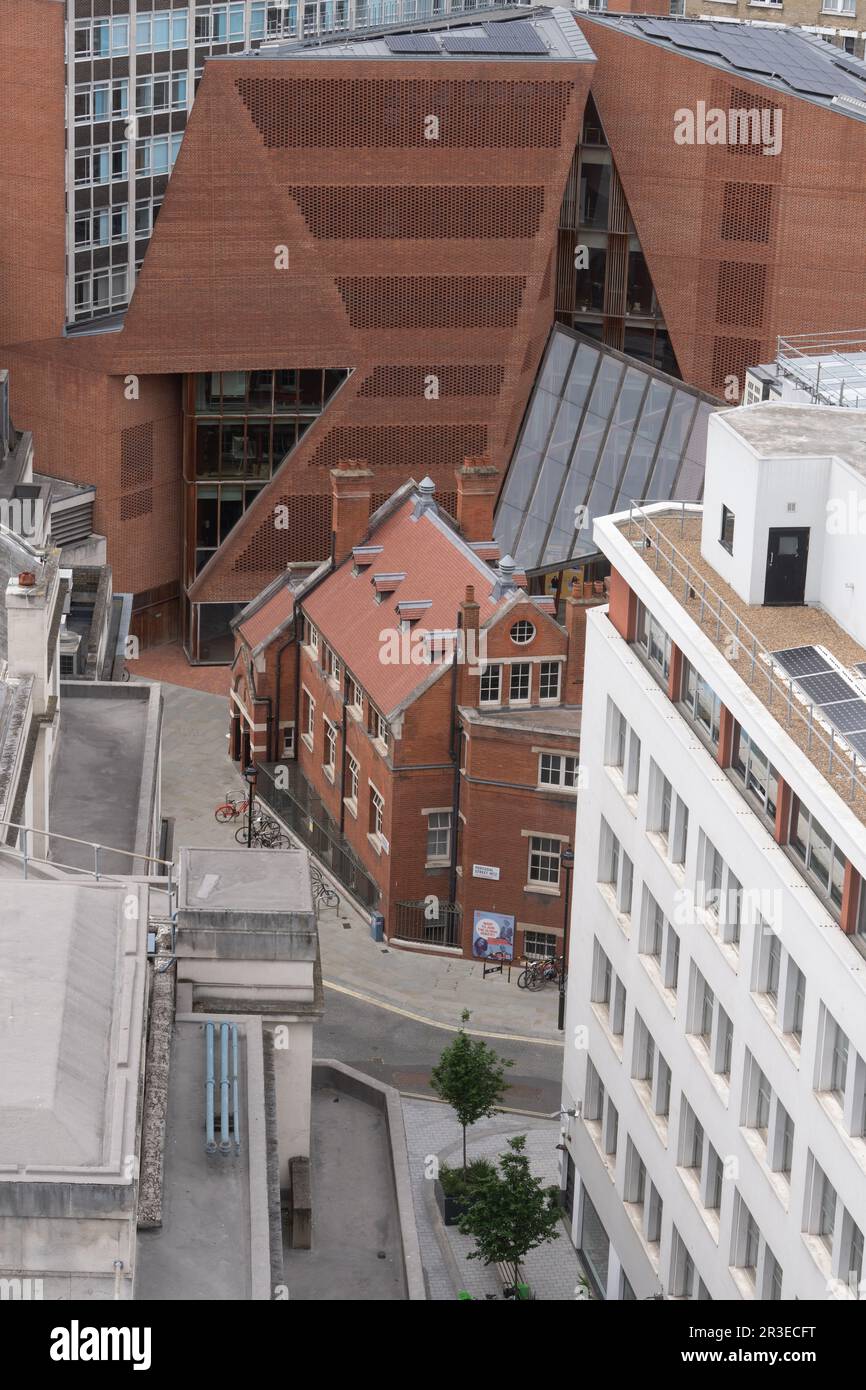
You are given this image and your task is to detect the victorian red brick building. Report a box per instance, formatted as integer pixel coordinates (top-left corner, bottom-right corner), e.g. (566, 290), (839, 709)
(230, 463), (602, 960)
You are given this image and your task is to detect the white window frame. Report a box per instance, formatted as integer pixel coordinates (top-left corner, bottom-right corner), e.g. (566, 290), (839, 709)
(538, 750), (579, 792)
(425, 810), (452, 866)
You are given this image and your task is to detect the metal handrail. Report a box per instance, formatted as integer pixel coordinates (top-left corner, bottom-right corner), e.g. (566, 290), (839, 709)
(625, 501), (866, 805)
(0, 817), (174, 893)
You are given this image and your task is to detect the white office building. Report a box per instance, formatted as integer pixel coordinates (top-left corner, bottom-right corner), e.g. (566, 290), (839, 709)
(561, 402), (866, 1300)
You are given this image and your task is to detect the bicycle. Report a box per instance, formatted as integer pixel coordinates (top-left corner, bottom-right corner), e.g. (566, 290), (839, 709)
(214, 791), (249, 823)
(310, 863), (340, 911)
(517, 956), (564, 991)
(235, 814), (288, 848)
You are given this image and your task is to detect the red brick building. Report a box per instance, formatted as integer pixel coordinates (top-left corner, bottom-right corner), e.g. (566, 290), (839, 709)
(231, 463), (601, 961)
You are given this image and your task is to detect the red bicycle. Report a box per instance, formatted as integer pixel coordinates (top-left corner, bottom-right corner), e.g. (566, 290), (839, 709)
(214, 791), (250, 823)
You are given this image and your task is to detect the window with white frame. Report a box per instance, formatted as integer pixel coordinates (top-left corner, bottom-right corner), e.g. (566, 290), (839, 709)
(509, 662), (531, 703)
(604, 699), (641, 795)
(323, 718), (337, 775)
(523, 929), (556, 961)
(479, 663), (502, 704)
(635, 600), (671, 681)
(815, 1004), (851, 1107)
(584, 1057), (605, 1122)
(74, 206), (128, 249)
(135, 198), (163, 238)
(804, 1153), (838, 1256)
(598, 817), (633, 917)
(510, 618), (535, 645)
(136, 71), (188, 115)
(301, 689), (315, 749)
(528, 835), (562, 889)
(345, 752), (359, 810)
(136, 133), (183, 177)
(648, 761), (688, 864)
(75, 16), (130, 58)
(136, 8), (189, 51)
(281, 725), (294, 757)
(426, 811), (452, 863)
(538, 751), (579, 790)
(731, 1192), (761, 1282)
(367, 704), (389, 750)
(73, 267), (128, 316)
(539, 660), (561, 702)
(346, 675), (362, 713)
(646, 1182), (663, 1244)
(638, 887), (679, 993)
(687, 963), (715, 1053)
(631, 1011), (656, 1084)
(670, 1226), (697, 1299)
(741, 1050), (773, 1141)
(623, 1139), (647, 1211)
(770, 1100), (795, 1180)
(369, 784), (385, 841)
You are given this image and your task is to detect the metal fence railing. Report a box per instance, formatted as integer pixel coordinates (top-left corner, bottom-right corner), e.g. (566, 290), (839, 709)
(393, 899), (462, 947)
(256, 762), (379, 910)
(624, 502), (866, 807)
(0, 817), (174, 893)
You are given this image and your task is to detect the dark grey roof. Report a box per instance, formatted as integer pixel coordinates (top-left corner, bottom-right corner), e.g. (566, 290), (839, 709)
(239, 7), (594, 62)
(584, 16), (866, 117)
(495, 327), (717, 573)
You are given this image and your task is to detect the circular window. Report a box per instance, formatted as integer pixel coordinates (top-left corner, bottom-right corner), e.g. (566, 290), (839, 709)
(510, 619), (536, 645)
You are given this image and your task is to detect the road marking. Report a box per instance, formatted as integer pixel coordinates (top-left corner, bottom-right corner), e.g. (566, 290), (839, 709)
(322, 979), (564, 1047)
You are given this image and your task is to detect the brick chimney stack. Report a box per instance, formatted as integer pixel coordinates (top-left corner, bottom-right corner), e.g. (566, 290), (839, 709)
(563, 577), (607, 703)
(330, 464), (374, 566)
(455, 458), (499, 543)
(457, 583), (481, 705)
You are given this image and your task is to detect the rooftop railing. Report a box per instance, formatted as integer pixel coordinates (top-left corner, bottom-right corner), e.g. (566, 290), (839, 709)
(267, 0), (532, 46)
(775, 330), (866, 408)
(0, 818), (175, 895)
(624, 501), (866, 808)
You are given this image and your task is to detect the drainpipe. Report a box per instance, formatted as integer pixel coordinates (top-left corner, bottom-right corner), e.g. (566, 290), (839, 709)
(205, 1023), (216, 1154)
(339, 690), (349, 835)
(220, 1023), (230, 1155)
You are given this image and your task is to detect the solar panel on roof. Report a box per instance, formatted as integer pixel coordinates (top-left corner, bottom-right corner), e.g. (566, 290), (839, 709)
(856, 662), (866, 678)
(771, 646), (833, 679)
(846, 731), (866, 760)
(383, 33), (440, 52)
(798, 671), (857, 705)
(818, 699), (866, 735)
(833, 56), (866, 83)
(482, 22), (548, 55)
(440, 36), (494, 53)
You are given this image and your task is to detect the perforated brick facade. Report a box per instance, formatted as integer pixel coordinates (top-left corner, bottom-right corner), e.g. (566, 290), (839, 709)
(578, 17), (866, 396)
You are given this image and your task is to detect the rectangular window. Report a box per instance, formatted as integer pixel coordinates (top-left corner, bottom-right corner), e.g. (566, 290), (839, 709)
(301, 689), (314, 747)
(731, 725), (778, 823)
(585, 1058), (605, 1122)
(742, 1051), (772, 1137)
(523, 930), (556, 961)
(646, 1183), (663, 1244)
(605, 699), (641, 794)
(345, 752), (359, 808)
(480, 664), (502, 704)
(426, 811), (451, 863)
(540, 661), (560, 702)
(635, 600), (671, 680)
(681, 659), (721, 747)
(529, 836), (561, 888)
(720, 505), (735, 553)
(789, 797), (845, 910)
(323, 718), (337, 774)
(510, 663), (531, 703)
(539, 752), (579, 790)
(369, 785), (385, 840)
(671, 1228), (696, 1299)
(281, 725), (295, 758)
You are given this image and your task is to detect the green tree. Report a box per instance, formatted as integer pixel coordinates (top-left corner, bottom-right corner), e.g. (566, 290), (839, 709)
(458, 1135), (561, 1290)
(430, 1010), (513, 1171)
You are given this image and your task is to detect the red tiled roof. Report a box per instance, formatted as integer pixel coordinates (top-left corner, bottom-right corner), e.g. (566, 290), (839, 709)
(238, 581), (295, 652)
(303, 498), (500, 716)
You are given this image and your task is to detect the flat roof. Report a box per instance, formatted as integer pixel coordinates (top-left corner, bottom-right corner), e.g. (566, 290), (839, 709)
(584, 15), (866, 119)
(179, 845), (315, 921)
(718, 401), (866, 478)
(0, 881), (146, 1177)
(240, 8), (595, 62)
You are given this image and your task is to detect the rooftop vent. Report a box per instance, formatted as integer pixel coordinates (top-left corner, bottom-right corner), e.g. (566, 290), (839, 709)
(412, 477), (438, 520)
(372, 572), (406, 602)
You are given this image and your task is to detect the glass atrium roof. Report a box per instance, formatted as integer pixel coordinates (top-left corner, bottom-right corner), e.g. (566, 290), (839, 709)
(495, 327), (717, 573)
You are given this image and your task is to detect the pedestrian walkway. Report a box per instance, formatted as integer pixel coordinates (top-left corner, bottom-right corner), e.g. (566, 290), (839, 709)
(151, 676), (565, 1042)
(402, 1099), (584, 1301)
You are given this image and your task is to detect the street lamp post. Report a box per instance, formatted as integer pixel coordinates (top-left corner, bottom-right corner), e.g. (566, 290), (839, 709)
(558, 847), (575, 1033)
(244, 763), (258, 848)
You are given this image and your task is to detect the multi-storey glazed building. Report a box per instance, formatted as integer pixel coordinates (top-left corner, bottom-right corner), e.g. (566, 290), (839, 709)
(19, 0), (529, 336)
(561, 400), (866, 1299)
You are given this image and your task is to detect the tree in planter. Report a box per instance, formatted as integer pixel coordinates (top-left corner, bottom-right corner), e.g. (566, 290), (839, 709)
(458, 1135), (561, 1291)
(430, 1010), (513, 1172)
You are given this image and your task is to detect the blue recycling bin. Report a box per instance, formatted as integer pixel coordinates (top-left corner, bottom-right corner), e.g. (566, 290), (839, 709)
(370, 911), (385, 942)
